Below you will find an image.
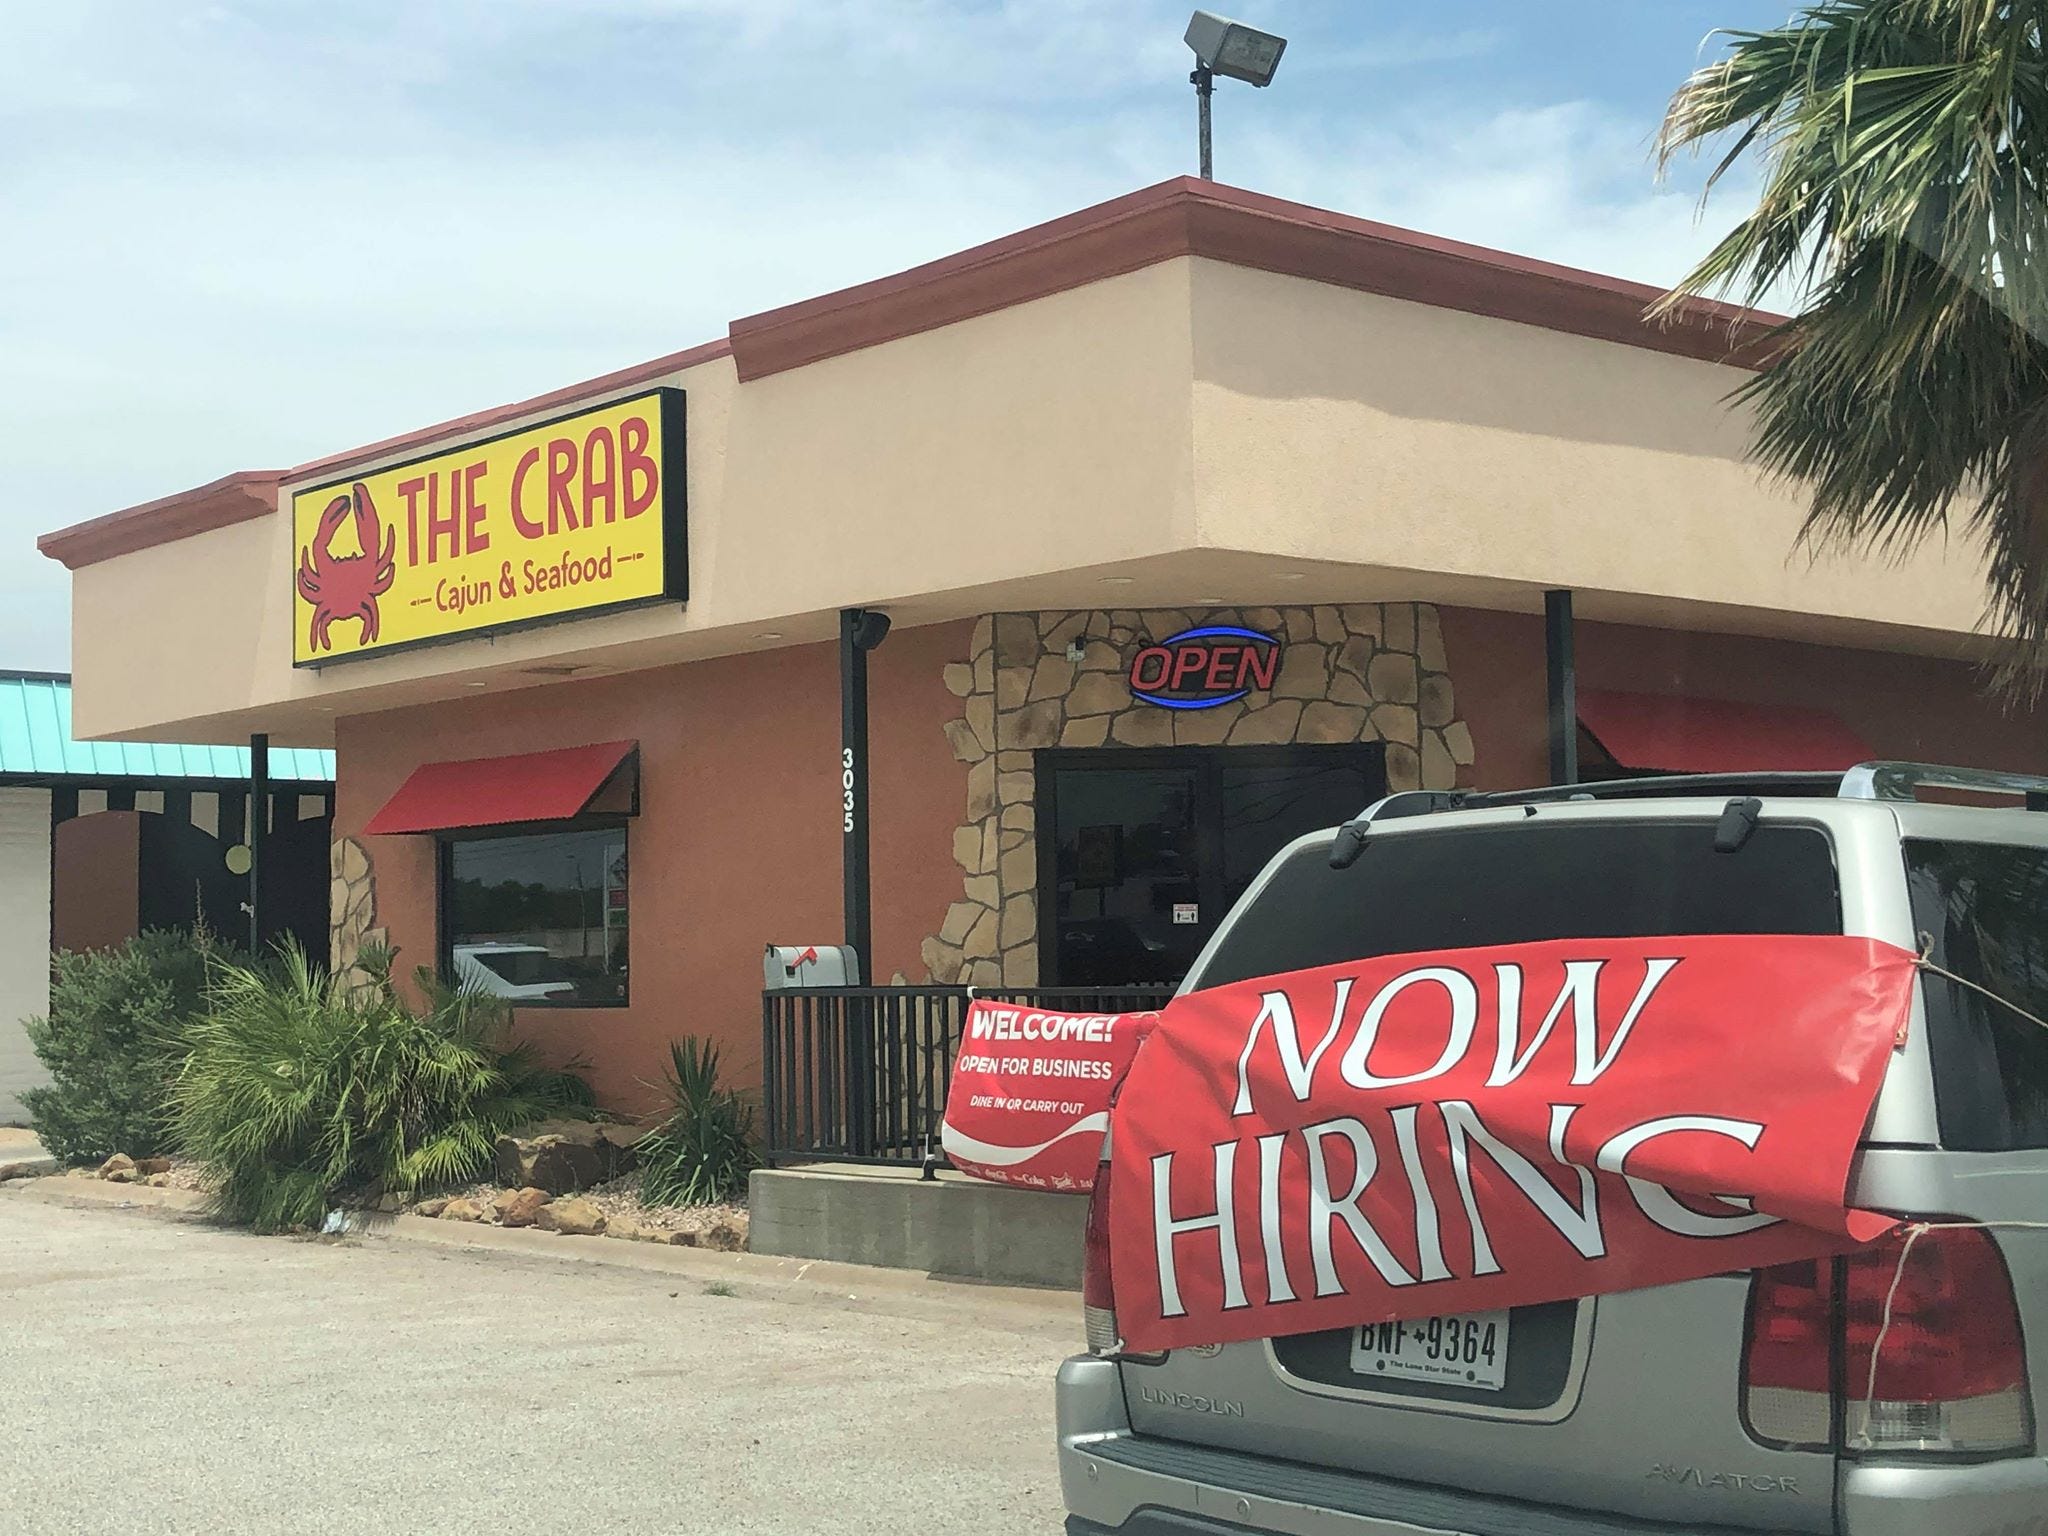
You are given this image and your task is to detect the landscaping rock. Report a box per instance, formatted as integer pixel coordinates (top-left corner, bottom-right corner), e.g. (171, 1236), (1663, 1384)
(700, 1217), (747, 1253)
(0, 1162), (47, 1183)
(133, 1156), (173, 1176)
(493, 1120), (637, 1194)
(439, 1197), (484, 1223)
(535, 1197), (606, 1236)
(98, 1154), (137, 1182)
(413, 1197), (450, 1219)
(142, 1173), (170, 1188)
(492, 1187), (551, 1228)
(603, 1216), (672, 1244)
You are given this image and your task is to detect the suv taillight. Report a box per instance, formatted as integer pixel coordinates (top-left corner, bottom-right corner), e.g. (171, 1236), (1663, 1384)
(1082, 1151), (1119, 1354)
(1743, 1227), (2033, 1456)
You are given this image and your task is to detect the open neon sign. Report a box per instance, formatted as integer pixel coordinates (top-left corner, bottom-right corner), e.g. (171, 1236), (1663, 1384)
(1127, 625), (1282, 710)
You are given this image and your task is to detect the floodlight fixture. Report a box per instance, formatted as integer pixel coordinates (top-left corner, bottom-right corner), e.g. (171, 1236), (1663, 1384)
(1185, 10), (1287, 87)
(1183, 11), (1288, 180)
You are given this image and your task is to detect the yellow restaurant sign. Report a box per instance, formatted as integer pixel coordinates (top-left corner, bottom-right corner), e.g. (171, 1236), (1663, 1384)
(290, 388), (685, 665)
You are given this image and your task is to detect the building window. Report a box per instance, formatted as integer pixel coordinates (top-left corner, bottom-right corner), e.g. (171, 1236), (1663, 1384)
(441, 824), (628, 1007)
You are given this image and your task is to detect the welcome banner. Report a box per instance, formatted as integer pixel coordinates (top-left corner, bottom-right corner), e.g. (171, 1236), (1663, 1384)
(940, 1000), (1158, 1192)
(1106, 935), (1915, 1354)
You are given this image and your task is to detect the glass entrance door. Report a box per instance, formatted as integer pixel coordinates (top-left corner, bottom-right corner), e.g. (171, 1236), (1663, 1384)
(1039, 744), (1387, 988)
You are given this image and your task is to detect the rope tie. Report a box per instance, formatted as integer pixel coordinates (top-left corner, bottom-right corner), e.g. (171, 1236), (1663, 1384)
(1914, 931), (2048, 1037)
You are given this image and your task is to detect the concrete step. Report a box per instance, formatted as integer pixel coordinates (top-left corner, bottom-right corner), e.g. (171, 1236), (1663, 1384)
(748, 1164), (1085, 1290)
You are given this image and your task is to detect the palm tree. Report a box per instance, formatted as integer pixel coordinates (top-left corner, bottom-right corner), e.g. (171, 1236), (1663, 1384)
(1656, 0), (2048, 695)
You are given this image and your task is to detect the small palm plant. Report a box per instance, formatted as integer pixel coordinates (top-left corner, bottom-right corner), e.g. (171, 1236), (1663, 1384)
(171, 943), (590, 1232)
(635, 1038), (759, 1207)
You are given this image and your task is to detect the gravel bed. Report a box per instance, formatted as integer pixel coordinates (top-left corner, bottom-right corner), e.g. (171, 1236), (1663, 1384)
(131, 1161), (748, 1243)
(439, 1168), (746, 1237)
(160, 1160), (209, 1193)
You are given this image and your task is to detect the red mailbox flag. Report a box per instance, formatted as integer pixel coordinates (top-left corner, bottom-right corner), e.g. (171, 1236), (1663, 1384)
(1108, 935), (1916, 1354)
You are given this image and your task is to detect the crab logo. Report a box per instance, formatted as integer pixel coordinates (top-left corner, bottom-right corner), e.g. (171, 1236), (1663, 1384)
(295, 481), (397, 654)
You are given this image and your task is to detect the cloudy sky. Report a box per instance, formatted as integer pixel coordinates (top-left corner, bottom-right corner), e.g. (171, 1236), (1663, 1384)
(2, 0), (1798, 671)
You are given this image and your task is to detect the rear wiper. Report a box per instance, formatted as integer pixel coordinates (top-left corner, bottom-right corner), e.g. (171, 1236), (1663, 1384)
(1328, 820), (1370, 869)
(1714, 796), (1763, 852)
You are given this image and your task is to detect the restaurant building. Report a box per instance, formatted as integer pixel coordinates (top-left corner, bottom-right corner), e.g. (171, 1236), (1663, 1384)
(40, 177), (2048, 1122)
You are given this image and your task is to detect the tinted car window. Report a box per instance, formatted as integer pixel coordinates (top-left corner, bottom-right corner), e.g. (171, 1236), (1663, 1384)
(1905, 840), (2048, 1151)
(1197, 819), (1840, 989)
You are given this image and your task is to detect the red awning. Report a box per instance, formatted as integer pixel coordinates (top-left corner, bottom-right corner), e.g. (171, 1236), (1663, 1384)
(1578, 690), (1873, 775)
(364, 741), (637, 835)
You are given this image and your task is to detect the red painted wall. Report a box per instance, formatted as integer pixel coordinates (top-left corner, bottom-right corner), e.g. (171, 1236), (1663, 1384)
(334, 620), (970, 1115)
(1439, 605), (2048, 791)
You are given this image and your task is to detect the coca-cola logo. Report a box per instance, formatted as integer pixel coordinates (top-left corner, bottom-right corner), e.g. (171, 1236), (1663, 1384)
(1127, 625), (1281, 710)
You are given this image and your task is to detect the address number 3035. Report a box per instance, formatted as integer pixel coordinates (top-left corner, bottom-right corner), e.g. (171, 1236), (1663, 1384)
(842, 747), (857, 834)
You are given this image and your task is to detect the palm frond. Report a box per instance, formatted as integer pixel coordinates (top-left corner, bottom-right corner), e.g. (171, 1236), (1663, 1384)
(172, 939), (593, 1231)
(1657, 0), (2048, 695)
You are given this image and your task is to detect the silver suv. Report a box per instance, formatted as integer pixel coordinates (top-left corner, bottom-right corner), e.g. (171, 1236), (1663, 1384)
(1059, 764), (2048, 1536)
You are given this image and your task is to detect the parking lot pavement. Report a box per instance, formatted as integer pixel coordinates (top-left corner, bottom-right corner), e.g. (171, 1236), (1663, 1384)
(0, 1193), (1074, 1535)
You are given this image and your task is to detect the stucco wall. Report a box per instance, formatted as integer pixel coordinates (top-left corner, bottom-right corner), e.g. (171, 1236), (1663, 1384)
(332, 620), (970, 1114)
(1439, 605), (2048, 789)
(68, 259), (1200, 746)
(65, 251), (2018, 756)
(1186, 257), (1998, 651)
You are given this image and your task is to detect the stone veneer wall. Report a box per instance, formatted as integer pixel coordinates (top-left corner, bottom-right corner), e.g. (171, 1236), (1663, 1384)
(918, 604), (1470, 987)
(329, 836), (386, 1002)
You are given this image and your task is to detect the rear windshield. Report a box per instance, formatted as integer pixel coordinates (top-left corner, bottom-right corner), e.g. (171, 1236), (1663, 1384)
(1905, 839), (2048, 1151)
(1197, 819), (1840, 989)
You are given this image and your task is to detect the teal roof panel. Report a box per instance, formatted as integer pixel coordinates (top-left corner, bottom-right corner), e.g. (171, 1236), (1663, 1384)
(0, 676), (334, 784)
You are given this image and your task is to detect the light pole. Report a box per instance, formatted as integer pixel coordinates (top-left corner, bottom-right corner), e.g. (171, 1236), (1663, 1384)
(1192, 61), (1215, 180)
(1184, 10), (1288, 181)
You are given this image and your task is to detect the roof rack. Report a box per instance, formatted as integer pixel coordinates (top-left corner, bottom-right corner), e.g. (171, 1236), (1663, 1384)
(1838, 761), (2048, 803)
(1363, 762), (2048, 822)
(1467, 771), (1842, 808)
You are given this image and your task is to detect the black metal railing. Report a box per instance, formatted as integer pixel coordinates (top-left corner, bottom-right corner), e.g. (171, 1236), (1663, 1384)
(761, 983), (1174, 1168)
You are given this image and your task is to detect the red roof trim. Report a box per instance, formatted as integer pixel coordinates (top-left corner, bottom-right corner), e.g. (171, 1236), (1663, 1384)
(37, 470), (284, 571)
(1578, 689), (1874, 775)
(726, 177), (1785, 381)
(38, 340), (730, 571)
(363, 740), (637, 836)
(286, 337), (732, 485)
(41, 180), (1788, 569)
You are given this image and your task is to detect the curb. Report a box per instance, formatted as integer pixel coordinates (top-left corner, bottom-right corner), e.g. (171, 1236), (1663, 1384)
(3, 1174), (1078, 1330)
(2, 1171), (206, 1215)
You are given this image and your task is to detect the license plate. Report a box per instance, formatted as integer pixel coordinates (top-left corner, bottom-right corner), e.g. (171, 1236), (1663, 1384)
(1350, 1310), (1509, 1391)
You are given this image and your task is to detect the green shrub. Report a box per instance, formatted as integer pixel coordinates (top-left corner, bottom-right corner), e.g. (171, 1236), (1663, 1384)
(636, 1038), (759, 1207)
(171, 945), (591, 1233)
(23, 928), (226, 1164)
